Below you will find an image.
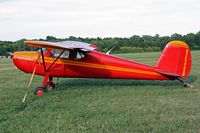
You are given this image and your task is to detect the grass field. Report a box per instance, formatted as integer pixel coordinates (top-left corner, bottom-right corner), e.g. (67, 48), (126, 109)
(0, 51), (200, 133)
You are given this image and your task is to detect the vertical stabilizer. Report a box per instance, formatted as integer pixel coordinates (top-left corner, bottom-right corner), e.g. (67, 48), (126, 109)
(156, 41), (192, 78)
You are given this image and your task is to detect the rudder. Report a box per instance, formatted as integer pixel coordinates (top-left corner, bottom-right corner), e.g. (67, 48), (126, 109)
(156, 41), (192, 78)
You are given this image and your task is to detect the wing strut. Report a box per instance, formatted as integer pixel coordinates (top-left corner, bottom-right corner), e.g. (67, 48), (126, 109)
(40, 48), (47, 72)
(47, 50), (65, 71)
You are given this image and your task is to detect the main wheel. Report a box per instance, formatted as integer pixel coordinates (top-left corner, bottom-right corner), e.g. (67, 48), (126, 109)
(34, 87), (46, 96)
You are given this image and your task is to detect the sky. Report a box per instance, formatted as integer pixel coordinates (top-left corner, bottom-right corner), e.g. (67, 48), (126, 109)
(0, 0), (200, 41)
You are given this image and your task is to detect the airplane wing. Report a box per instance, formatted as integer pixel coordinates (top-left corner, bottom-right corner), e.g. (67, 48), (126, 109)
(25, 40), (96, 51)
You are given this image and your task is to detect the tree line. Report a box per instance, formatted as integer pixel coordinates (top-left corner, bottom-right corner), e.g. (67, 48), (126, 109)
(0, 32), (200, 55)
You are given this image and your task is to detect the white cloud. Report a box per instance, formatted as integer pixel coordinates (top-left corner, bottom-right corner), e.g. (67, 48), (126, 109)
(0, 0), (200, 40)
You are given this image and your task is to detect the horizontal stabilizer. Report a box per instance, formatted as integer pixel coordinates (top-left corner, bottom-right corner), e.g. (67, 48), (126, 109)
(156, 69), (180, 77)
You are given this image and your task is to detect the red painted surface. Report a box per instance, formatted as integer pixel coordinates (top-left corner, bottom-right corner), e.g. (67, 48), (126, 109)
(156, 41), (192, 78)
(12, 41), (192, 84)
(37, 90), (44, 96)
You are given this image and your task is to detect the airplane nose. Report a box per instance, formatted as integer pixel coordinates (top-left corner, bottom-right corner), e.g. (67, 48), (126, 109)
(12, 52), (18, 62)
(12, 52), (22, 64)
(12, 51), (40, 73)
(12, 52), (17, 59)
(12, 52), (21, 69)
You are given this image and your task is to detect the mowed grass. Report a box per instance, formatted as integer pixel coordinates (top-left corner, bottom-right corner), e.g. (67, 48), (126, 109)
(0, 51), (200, 133)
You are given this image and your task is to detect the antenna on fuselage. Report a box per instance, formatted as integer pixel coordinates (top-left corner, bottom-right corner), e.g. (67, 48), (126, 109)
(106, 45), (115, 55)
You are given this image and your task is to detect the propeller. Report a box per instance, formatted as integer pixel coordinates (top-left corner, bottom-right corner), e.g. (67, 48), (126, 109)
(21, 51), (41, 103)
(22, 66), (37, 103)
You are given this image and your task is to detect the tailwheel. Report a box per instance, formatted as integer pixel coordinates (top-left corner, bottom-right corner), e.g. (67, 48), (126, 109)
(177, 77), (194, 88)
(34, 87), (46, 96)
(45, 81), (55, 91)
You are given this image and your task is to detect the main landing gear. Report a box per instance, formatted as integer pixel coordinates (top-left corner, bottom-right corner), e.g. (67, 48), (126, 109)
(33, 48), (62, 96)
(34, 75), (56, 96)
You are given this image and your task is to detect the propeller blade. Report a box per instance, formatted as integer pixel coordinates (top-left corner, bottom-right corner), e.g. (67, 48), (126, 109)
(22, 66), (37, 103)
(28, 66), (37, 87)
(22, 92), (28, 103)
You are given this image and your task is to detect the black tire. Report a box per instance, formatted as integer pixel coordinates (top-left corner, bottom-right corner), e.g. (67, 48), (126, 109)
(34, 87), (46, 96)
(51, 82), (55, 89)
(45, 82), (56, 91)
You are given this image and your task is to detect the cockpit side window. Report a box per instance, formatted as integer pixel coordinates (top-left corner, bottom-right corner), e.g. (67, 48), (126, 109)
(61, 50), (70, 58)
(69, 50), (85, 60)
(51, 49), (86, 60)
(51, 49), (70, 59)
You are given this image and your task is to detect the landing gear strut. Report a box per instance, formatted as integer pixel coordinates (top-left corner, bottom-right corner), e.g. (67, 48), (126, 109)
(177, 77), (193, 88)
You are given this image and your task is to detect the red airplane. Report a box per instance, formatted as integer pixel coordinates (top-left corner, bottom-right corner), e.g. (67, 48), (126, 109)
(12, 40), (192, 96)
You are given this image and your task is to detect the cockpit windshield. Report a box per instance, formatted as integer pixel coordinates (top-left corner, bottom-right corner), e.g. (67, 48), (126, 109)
(37, 48), (46, 55)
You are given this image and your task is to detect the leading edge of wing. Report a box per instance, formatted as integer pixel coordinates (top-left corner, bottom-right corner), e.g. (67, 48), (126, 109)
(24, 40), (96, 51)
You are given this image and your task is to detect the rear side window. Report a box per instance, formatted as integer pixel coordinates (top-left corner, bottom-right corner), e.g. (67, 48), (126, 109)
(75, 51), (85, 59)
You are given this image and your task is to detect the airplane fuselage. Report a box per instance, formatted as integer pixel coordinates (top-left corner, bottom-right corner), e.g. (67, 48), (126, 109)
(12, 50), (172, 80)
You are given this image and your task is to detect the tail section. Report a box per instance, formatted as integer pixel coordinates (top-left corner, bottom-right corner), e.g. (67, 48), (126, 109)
(156, 41), (192, 78)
